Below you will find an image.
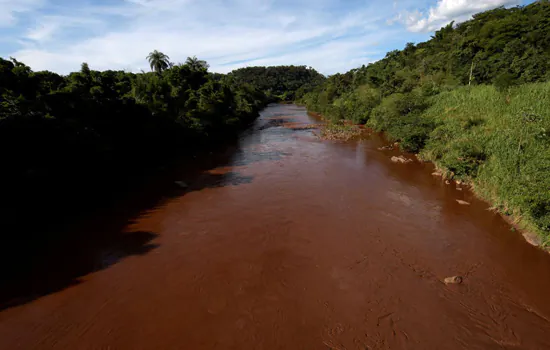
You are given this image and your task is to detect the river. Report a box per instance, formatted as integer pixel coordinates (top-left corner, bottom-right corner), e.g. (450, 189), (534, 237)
(1, 104), (550, 349)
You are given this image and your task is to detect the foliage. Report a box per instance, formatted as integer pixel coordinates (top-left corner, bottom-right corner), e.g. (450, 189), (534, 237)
(300, 1), (550, 121)
(147, 50), (171, 73)
(185, 56), (209, 71)
(228, 65), (325, 101)
(420, 83), (550, 239)
(298, 1), (550, 240)
(318, 121), (363, 141)
(0, 55), (269, 246)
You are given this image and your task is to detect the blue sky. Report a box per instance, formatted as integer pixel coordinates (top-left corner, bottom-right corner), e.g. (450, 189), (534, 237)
(0, 0), (532, 74)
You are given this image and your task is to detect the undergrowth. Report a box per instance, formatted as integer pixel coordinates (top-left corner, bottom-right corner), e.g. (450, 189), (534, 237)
(318, 122), (363, 141)
(303, 82), (550, 243)
(420, 83), (550, 243)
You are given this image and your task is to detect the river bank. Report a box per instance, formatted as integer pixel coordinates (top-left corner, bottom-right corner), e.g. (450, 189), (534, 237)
(366, 126), (549, 251)
(0, 119), (261, 310)
(304, 111), (364, 141)
(301, 82), (550, 250)
(2, 104), (550, 349)
(296, 2), (550, 247)
(422, 160), (549, 250)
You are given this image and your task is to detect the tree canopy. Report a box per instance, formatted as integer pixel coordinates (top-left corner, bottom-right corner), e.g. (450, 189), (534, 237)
(298, 1), (550, 238)
(300, 1), (550, 123)
(0, 54), (274, 260)
(185, 56), (209, 71)
(0, 54), (327, 250)
(228, 65), (325, 101)
(147, 50), (171, 73)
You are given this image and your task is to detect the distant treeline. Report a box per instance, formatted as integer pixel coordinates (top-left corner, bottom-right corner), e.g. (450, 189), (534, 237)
(299, 2), (550, 240)
(227, 65), (325, 101)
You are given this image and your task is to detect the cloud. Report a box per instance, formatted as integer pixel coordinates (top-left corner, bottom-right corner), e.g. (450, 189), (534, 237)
(219, 34), (389, 74)
(396, 0), (521, 32)
(0, 0), (45, 26)
(25, 16), (104, 43)
(2, 0), (401, 75)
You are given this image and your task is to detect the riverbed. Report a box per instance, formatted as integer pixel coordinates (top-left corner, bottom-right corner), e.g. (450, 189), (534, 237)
(1, 104), (550, 349)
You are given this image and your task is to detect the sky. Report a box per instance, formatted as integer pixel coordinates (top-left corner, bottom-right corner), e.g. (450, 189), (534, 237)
(0, 0), (534, 75)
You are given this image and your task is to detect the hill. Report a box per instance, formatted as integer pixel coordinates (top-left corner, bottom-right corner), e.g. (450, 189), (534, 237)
(299, 1), (550, 242)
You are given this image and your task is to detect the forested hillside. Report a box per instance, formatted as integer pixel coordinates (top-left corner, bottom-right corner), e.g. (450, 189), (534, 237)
(301, 1), (550, 122)
(1, 56), (262, 212)
(299, 1), (550, 241)
(0, 54), (327, 260)
(228, 66), (325, 101)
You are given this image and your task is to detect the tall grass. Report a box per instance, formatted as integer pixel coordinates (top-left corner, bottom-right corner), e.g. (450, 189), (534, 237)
(302, 81), (550, 242)
(420, 83), (550, 242)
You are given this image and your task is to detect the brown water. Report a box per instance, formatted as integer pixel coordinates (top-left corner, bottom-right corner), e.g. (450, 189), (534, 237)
(2, 104), (550, 349)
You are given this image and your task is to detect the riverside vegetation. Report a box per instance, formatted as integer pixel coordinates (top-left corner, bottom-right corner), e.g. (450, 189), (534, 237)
(299, 1), (550, 243)
(0, 54), (323, 268)
(2, 1), (550, 258)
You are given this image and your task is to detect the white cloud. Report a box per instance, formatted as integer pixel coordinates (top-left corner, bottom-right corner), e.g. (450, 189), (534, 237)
(5, 0), (395, 75)
(0, 0), (45, 26)
(25, 16), (105, 42)
(218, 34), (389, 74)
(397, 0), (520, 32)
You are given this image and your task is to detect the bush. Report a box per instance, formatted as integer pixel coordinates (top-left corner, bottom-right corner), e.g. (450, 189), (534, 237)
(368, 91), (432, 151)
(420, 82), (550, 238)
(494, 72), (516, 92)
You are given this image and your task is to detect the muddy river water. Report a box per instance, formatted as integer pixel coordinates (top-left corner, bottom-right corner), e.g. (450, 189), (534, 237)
(2, 104), (550, 349)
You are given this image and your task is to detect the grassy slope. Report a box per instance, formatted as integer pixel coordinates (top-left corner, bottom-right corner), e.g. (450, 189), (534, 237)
(298, 1), (550, 245)
(417, 83), (550, 243)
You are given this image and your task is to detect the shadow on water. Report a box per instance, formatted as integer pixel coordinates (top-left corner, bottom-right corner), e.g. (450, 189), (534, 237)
(186, 172), (254, 191)
(0, 116), (270, 312)
(0, 178), (186, 311)
(0, 105), (305, 311)
(1, 170), (256, 311)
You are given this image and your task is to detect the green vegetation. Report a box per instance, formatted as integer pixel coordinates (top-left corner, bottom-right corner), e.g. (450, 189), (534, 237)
(0, 52), (315, 259)
(0, 50), (326, 254)
(420, 84), (550, 240)
(318, 122), (363, 141)
(146, 50), (171, 73)
(0, 52), (269, 250)
(0, 51), (319, 296)
(228, 65), (325, 101)
(299, 1), (550, 242)
(3, 1), (550, 256)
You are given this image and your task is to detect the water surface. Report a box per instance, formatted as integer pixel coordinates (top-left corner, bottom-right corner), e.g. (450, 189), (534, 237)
(1, 104), (550, 349)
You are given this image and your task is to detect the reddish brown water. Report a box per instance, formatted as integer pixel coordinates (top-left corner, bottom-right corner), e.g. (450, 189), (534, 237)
(2, 104), (550, 349)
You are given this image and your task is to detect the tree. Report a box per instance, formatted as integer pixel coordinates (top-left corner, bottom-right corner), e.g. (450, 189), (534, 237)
(146, 50), (170, 73)
(81, 62), (91, 75)
(185, 56), (209, 71)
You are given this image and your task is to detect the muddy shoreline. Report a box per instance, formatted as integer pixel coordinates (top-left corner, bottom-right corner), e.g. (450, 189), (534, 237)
(307, 107), (549, 252)
(421, 160), (549, 251)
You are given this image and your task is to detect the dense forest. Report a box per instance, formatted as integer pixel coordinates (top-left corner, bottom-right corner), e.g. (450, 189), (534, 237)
(0, 55), (260, 217)
(0, 53), (323, 271)
(301, 1), (550, 123)
(228, 66), (325, 101)
(299, 1), (550, 241)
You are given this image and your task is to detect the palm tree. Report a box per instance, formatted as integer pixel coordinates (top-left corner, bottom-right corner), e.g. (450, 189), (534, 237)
(146, 50), (170, 73)
(185, 56), (209, 71)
